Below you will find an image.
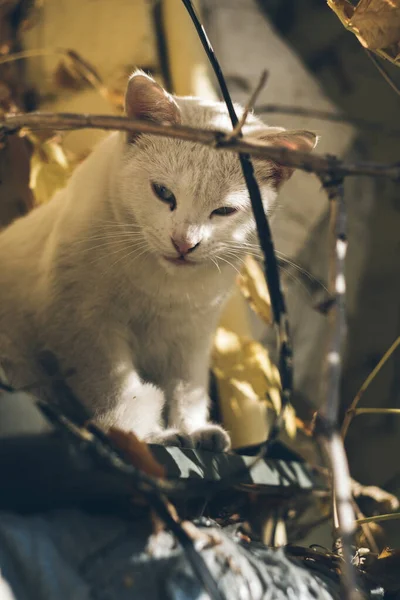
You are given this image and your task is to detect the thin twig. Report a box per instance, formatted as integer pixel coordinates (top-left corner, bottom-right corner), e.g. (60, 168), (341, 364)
(366, 50), (400, 98)
(0, 47), (111, 103)
(320, 433), (362, 599)
(351, 498), (379, 555)
(341, 335), (400, 439)
(353, 408), (400, 416)
(226, 70), (268, 139)
(2, 112), (399, 180)
(356, 512), (400, 526)
(315, 178), (361, 600)
(180, 0), (293, 459)
(0, 48), (60, 65)
(256, 104), (400, 138)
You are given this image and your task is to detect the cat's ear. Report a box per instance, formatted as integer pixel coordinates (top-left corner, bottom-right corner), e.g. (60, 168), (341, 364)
(125, 71), (181, 142)
(254, 129), (317, 188)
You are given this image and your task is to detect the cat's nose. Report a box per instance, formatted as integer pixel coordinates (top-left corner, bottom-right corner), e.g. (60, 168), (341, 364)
(171, 237), (200, 256)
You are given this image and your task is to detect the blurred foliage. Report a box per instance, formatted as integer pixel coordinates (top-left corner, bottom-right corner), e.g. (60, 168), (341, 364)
(28, 133), (74, 205)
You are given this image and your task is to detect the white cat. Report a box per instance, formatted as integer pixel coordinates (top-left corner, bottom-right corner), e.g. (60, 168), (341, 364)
(0, 71), (316, 450)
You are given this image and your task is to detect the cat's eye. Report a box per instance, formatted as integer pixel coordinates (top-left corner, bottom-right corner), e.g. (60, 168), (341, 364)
(151, 183), (176, 211)
(211, 206), (238, 217)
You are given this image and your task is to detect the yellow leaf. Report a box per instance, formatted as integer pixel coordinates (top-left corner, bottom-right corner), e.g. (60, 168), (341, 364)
(29, 139), (73, 205)
(238, 255), (272, 325)
(212, 327), (296, 448)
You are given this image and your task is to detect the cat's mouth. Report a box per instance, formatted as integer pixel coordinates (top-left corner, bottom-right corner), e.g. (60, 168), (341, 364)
(162, 255), (196, 267)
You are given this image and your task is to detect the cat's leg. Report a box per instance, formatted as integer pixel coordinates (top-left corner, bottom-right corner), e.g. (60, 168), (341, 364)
(40, 335), (166, 440)
(167, 379), (231, 452)
(95, 370), (166, 440)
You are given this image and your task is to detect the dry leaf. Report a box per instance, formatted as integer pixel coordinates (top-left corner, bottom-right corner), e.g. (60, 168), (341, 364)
(328, 0), (400, 65)
(108, 427), (165, 478)
(53, 49), (124, 110)
(212, 327), (296, 447)
(29, 136), (73, 205)
(352, 480), (400, 514)
(238, 255), (272, 325)
(351, 0), (400, 49)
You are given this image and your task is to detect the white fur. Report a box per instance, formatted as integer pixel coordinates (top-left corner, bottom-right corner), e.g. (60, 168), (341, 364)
(0, 88), (300, 450)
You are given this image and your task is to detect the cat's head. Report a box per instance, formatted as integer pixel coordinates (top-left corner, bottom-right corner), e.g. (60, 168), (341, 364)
(116, 71), (316, 275)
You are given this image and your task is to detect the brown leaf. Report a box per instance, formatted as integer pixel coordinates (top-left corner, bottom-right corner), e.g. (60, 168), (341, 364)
(53, 49), (122, 109)
(351, 0), (400, 50)
(328, 0), (400, 65)
(108, 427), (165, 478)
(54, 61), (88, 91)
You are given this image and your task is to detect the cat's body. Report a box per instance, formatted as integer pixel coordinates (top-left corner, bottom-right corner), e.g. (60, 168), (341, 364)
(0, 73), (316, 450)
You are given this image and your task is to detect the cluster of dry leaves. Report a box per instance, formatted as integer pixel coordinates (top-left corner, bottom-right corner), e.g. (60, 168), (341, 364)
(328, 0), (400, 65)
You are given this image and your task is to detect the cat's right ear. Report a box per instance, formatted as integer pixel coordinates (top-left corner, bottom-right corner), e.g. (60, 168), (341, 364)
(125, 71), (181, 143)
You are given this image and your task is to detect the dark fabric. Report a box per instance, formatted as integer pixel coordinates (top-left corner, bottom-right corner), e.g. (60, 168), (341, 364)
(0, 510), (339, 600)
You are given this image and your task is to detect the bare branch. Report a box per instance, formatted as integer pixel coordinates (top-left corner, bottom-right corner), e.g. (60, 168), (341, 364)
(1, 112), (400, 180)
(256, 104), (400, 138)
(366, 50), (400, 98)
(341, 335), (400, 439)
(226, 70), (268, 139)
(315, 178), (362, 600)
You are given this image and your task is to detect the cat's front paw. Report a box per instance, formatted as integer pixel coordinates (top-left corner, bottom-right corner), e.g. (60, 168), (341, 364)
(145, 428), (195, 449)
(190, 424), (231, 452)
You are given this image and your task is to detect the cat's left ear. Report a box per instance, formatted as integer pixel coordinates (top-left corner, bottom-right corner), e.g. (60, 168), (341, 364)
(125, 70), (181, 142)
(254, 129), (317, 188)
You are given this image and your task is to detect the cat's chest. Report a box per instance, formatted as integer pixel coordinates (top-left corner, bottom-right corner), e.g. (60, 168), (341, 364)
(125, 304), (207, 385)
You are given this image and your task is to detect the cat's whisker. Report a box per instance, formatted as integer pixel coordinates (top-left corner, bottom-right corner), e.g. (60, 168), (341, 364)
(209, 256), (221, 274)
(72, 234), (145, 247)
(92, 219), (143, 228)
(90, 229), (144, 238)
(224, 251), (247, 265)
(87, 241), (148, 266)
(227, 245), (262, 256)
(71, 232), (143, 244)
(275, 253), (328, 292)
(70, 232), (146, 247)
(83, 239), (146, 254)
(185, 292), (192, 308)
(88, 225), (144, 236)
(227, 245), (328, 292)
(278, 265), (314, 299)
(215, 255), (241, 276)
(100, 245), (150, 277)
(227, 250), (261, 260)
(231, 242), (261, 249)
(73, 239), (146, 253)
(228, 242), (261, 250)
